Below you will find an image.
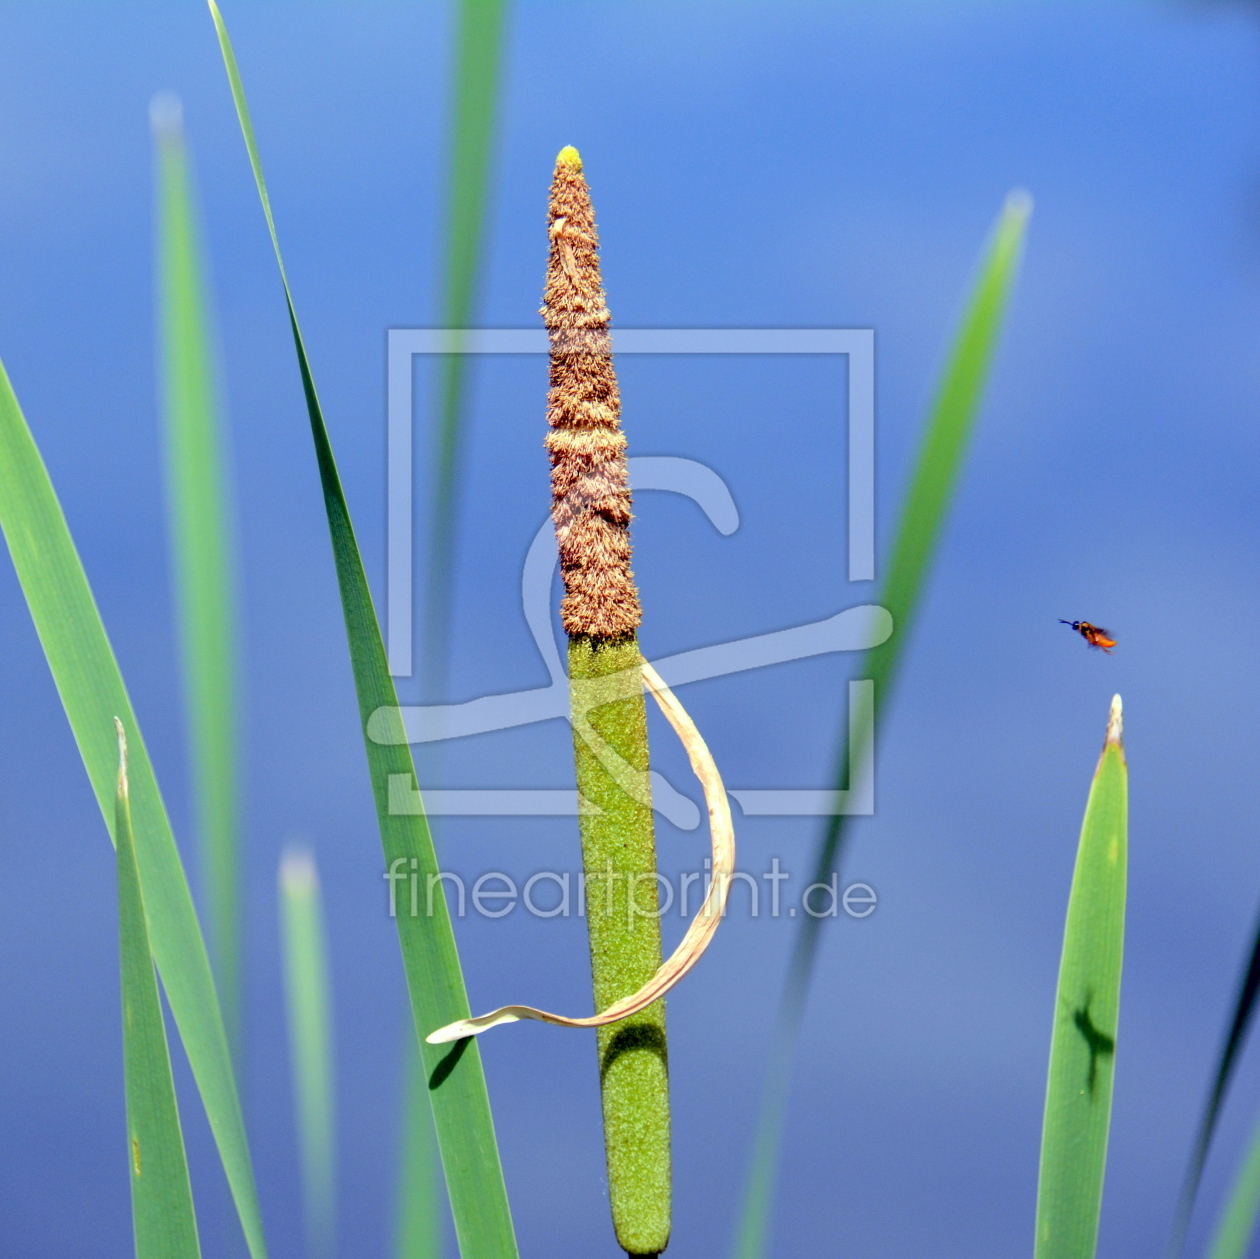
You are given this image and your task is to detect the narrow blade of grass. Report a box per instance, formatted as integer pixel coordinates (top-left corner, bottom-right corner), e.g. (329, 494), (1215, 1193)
(0, 360), (267, 1255)
(396, 1037), (443, 1259)
(733, 191), (1032, 1259)
(152, 92), (243, 1053)
(424, 0), (508, 693)
(402, 6), (509, 1245)
(279, 847), (336, 1259)
(116, 721), (203, 1259)
(207, 6), (517, 1254)
(1166, 910), (1260, 1256)
(1035, 696), (1128, 1259)
(1207, 1101), (1260, 1259)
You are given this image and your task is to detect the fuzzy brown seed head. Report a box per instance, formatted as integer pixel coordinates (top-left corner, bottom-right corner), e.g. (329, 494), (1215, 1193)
(543, 148), (642, 640)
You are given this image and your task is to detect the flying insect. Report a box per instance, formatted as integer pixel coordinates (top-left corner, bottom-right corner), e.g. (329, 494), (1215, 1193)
(1060, 620), (1116, 654)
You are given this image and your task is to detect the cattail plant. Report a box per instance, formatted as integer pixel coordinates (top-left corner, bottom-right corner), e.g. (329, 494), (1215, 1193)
(425, 146), (735, 1246)
(545, 144), (670, 1256)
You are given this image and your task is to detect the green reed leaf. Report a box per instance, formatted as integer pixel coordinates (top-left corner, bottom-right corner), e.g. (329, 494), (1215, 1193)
(423, 0), (508, 692)
(116, 722), (203, 1259)
(1207, 1097), (1260, 1259)
(152, 93), (242, 1052)
(279, 847), (336, 1259)
(0, 357), (266, 1258)
(1035, 696), (1128, 1259)
(1166, 907), (1260, 1258)
(734, 191), (1032, 1259)
(402, 5), (509, 1247)
(207, 6), (517, 1254)
(396, 1037), (443, 1259)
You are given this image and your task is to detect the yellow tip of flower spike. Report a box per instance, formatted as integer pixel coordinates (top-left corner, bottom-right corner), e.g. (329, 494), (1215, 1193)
(556, 145), (582, 170)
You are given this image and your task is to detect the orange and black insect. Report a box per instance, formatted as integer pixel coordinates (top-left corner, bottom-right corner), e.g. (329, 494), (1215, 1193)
(1060, 620), (1116, 654)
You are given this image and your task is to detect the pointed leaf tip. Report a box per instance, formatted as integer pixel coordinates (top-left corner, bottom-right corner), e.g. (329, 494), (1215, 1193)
(1005, 188), (1034, 219)
(114, 717), (128, 797)
(556, 145), (582, 170)
(149, 91), (183, 140)
(279, 845), (318, 897)
(1106, 694), (1123, 747)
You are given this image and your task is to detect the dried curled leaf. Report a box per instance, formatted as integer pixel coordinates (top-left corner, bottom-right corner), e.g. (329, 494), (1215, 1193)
(426, 661), (734, 1043)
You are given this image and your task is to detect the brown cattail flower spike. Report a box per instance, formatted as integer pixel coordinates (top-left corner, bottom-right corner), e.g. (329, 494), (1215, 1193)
(544, 145), (642, 641)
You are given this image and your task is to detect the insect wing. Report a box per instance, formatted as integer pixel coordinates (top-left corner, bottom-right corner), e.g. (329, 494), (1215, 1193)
(1084, 625), (1116, 651)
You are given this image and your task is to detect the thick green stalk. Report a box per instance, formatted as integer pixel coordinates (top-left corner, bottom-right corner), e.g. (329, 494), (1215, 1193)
(570, 635), (670, 1256)
(543, 145), (669, 1253)
(152, 94), (242, 1052)
(1034, 696), (1128, 1259)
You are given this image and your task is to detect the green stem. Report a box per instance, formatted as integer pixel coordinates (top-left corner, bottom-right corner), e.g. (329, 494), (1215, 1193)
(569, 634), (670, 1255)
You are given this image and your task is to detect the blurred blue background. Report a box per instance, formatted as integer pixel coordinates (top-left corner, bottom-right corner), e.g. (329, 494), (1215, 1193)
(0, 2), (1258, 1256)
